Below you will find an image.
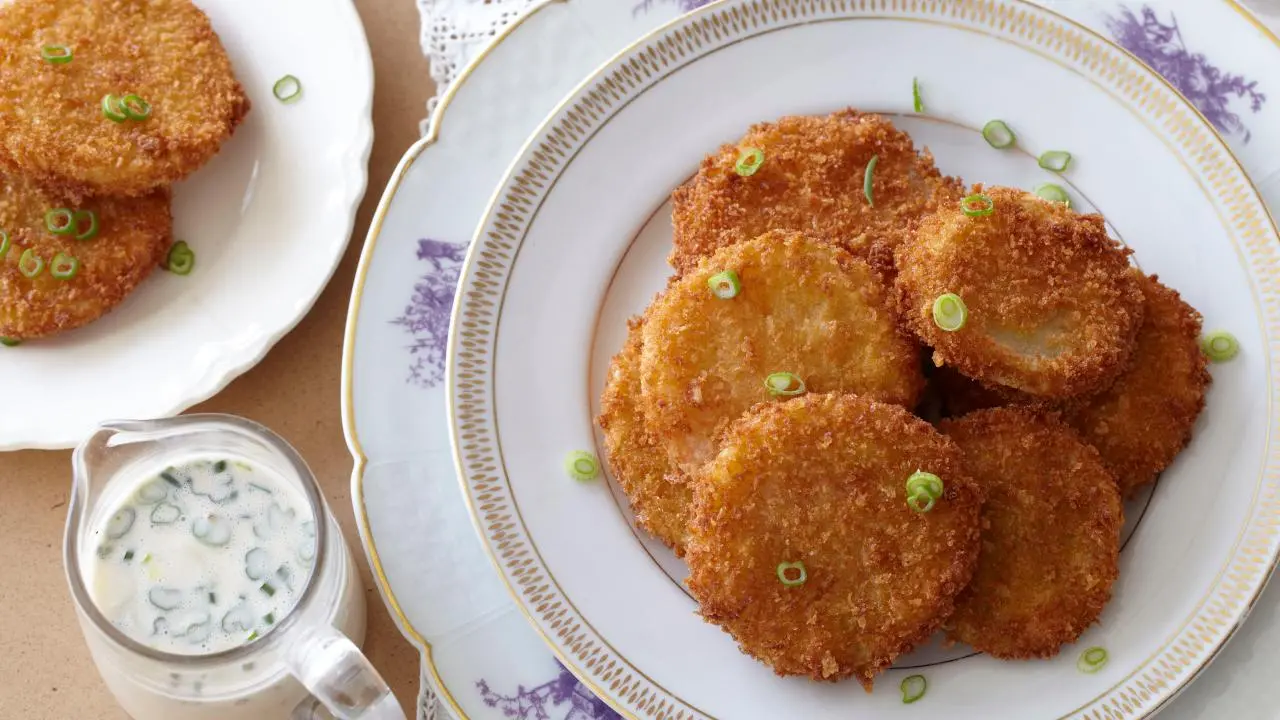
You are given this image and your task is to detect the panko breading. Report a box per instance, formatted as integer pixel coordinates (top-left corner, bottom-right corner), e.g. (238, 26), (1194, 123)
(0, 0), (250, 198)
(1063, 274), (1210, 496)
(941, 408), (1122, 659)
(598, 313), (692, 555)
(640, 231), (924, 473)
(686, 393), (983, 690)
(669, 110), (963, 274)
(896, 186), (1144, 399)
(0, 173), (171, 339)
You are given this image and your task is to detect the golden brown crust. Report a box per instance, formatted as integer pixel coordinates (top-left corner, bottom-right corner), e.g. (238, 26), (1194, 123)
(940, 407), (1122, 659)
(1062, 274), (1210, 496)
(895, 186), (1144, 399)
(640, 231), (925, 473)
(0, 0), (250, 198)
(669, 109), (963, 274)
(686, 393), (983, 690)
(0, 173), (172, 339)
(598, 312), (692, 555)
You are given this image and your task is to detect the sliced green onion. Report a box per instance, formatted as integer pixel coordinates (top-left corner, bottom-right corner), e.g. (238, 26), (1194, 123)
(263, 612), (275, 625)
(45, 208), (74, 235)
(776, 561), (807, 587)
(981, 119), (1016, 148)
(0, 338), (20, 347)
(41, 45), (73, 64)
(273, 75), (303, 103)
(735, 147), (764, 177)
(1201, 331), (1239, 362)
(50, 252), (79, 280)
(1077, 647), (1108, 673)
(18, 249), (44, 278)
(246, 630), (259, 642)
(863, 154), (879, 207)
(213, 460), (228, 473)
(707, 270), (741, 299)
(0, 230), (10, 258)
(565, 450), (599, 481)
(123, 550), (135, 562)
(208, 592), (217, 604)
(932, 293), (968, 332)
(764, 372), (805, 397)
(912, 77), (923, 113)
(260, 582), (276, 597)
(101, 94), (128, 123)
(165, 241), (195, 275)
(906, 471), (944, 501)
(1038, 150), (1073, 172)
(907, 487), (936, 513)
(901, 674), (927, 704)
(961, 193), (995, 217)
(120, 94), (152, 121)
(1034, 183), (1072, 208)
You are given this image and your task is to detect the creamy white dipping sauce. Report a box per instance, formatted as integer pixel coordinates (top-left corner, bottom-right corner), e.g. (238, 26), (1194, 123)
(86, 457), (317, 655)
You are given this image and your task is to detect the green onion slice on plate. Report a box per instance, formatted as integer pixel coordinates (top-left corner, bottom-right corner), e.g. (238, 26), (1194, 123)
(1034, 183), (1071, 207)
(101, 94), (128, 123)
(0, 338), (20, 347)
(1038, 150), (1072, 172)
(0, 230), (9, 258)
(41, 45), (73, 64)
(764, 372), (805, 397)
(776, 561), (806, 587)
(863, 154), (879, 207)
(981, 119), (1016, 148)
(273, 75), (303, 103)
(932, 293), (968, 332)
(1201, 331), (1239, 362)
(50, 253), (79, 280)
(120, 94), (152, 121)
(735, 147), (764, 177)
(707, 269), (741, 299)
(74, 209), (99, 240)
(1077, 647), (1108, 673)
(165, 241), (195, 275)
(961, 193), (995, 217)
(912, 77), (923, 113)
(18, 249), (44, 278)
(565, 450), (599, 481)
(45, 208), (75, 235)
(901, 674), (927, 704)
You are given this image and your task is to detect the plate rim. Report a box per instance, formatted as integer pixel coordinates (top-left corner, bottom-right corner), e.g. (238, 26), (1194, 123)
(443, 1), (1280, 718)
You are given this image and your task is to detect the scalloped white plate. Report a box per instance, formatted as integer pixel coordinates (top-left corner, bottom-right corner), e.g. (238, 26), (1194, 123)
(0, 0), (373, 450)
(447, 0), (1280, 717)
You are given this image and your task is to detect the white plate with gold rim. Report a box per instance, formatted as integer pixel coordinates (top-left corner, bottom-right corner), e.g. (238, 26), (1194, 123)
(444, 0), (1280, 717)
(0, 0), (373, 450)
(343, 0), (1280, 718)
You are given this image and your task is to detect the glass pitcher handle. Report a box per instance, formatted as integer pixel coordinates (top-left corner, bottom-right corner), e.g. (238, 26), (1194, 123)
(286, 624), (405, 720)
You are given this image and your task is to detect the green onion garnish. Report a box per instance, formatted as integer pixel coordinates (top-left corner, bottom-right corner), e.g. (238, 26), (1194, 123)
(776, 561), (807, 587)
(120, 94), (152, 121)
(50, 252), (80, 280)
(981, 120), (1016, 148)
(264, 612), (275, 625)
(18, 249), (44, 278)
(707, 270), (741, 299)
(863, 154), (879, 207)
(912, 77), (923, 113)
(961, 193), (995, 218)
(101, 94), (128, 123)
(1038, 150), (1072, 172)
(901, 674), (927, 704)
(208, 592), (217, 604)
(246, 630), (259, 642)
(213, 460), (228, 473)
(565, 450), (600, 481)
(41, 45), (73, 64)
(764, 372), (805, 397)
(1034, 183), (1071, 208)
(260, 582), (276, 597)
(142, 553), (153, 563)
(161, 470), (181, 487)
(75, 209), (99, 240)
(0, 230), (10, 258)
(165, 241), (195, 275)
(932, 293), (968, 332)
(905, 471), (944, 501)
(735, 147), (764, 177)
(1077, 647), (1108, 673)
(1201, 331), (1239, 362)
(273, 75), (303, 103)
(0, 338), (20, 348)
(123, 550), (135, 562)
(907, 487), (936, 513)
(45, 208), (74, 235)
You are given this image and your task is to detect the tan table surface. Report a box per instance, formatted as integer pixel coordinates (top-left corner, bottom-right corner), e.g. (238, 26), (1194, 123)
(0, 1), (429, 717)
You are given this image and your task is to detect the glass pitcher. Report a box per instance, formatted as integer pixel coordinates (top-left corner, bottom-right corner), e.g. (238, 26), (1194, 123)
(63, 414), (404, 720)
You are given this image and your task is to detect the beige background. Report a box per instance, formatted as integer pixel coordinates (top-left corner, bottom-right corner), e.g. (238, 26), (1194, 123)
(0, 0), (428, 717)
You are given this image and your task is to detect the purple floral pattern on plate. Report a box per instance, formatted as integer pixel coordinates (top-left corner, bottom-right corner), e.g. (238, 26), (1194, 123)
(1107, 5), (1265, 142)
(477, 662), (620, 720)
(391, 238), (467, 388)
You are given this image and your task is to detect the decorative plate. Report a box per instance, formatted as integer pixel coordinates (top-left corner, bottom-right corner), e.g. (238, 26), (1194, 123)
(0, 0), (373, 449)
(445, 0), (1280, 717)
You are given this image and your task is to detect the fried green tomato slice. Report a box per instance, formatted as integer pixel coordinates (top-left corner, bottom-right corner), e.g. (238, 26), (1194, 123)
(669, 109), (963, 274)
(941, 407), (1122, 659)
(640, 231), (924, 474)
(0, 0), (250, 198)
(0, 173), (172, 339)
(687, 393), (983, 690)
(895, 186), (1143, 399)
(598, 312), (692, 555)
